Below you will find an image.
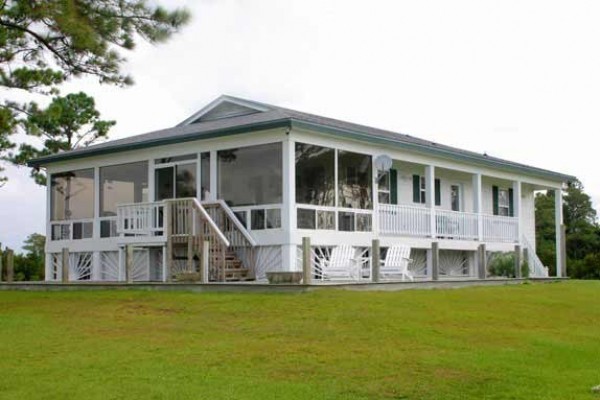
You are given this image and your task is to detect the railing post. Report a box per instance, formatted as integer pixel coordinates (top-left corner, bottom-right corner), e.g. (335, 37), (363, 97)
(431, 242), (439, 281)
(514, 244), (522, 278)
(523, 247), (529, 277)
(5, 249), (14, 283)
(125, 245), (133, 283)
(302, 237), (311, 285)
(0, 244), (3, 282)
(61, 247), (69, 283)
(165, 202), (172, 282)
(477, 244), (487, 279)
(201, 240), (209, 283)
(372, 239), (380, 283)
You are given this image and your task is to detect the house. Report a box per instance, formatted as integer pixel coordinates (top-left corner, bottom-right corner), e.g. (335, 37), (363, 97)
(29, 95), (574, 283)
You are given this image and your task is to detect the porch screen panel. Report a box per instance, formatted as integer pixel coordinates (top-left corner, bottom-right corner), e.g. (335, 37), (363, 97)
(337, 151), (372, 209)
(218, 143), (282, 206)
(295, 143), (335, 206)
(100, 161), (148, 216)
(50, 168), (95, 220)
(176, 163), (196, 198)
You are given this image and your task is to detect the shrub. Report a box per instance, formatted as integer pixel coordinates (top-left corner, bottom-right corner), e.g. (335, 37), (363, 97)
(488, 253), (516, 278)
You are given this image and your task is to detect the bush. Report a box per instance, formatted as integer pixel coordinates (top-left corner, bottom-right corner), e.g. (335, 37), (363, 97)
(488, 253), (516, 278)
(569, 253), (600, 279)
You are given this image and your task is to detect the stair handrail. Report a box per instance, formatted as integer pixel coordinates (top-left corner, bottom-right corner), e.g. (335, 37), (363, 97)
(164, 198), (230, 247)
(191, 198), (231, 247)
(521, 235), (549, 278)
(201, 199), (257, 247)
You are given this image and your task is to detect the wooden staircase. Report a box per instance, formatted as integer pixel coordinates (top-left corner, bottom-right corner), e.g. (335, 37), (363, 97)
(165, 198), (256, 282)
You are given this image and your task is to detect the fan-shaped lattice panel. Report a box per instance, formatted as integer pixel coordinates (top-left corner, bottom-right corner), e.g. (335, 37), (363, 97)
(50, 253), (61, 281)
(408, 249), (427, 276)
(69, 252), (92, 281)
(252, 246), (282, 281)
(439, 250), (469, 276)
(100, 251), (120, 281)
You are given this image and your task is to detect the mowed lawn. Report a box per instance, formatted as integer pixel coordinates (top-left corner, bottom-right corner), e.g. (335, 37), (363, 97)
(0, 282), (599, 399)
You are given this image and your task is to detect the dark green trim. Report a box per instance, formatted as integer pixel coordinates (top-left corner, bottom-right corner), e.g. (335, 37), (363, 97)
(508, 188), (514, 217)
(30, 114), (575, 184)
(412, 175), (421, 203)
(28, 119), (291, 167)
(492, 186), (499, 215)
(435, 178), (441, 206)
(390, 169), (398, 205)
(290, 120), (575, 183)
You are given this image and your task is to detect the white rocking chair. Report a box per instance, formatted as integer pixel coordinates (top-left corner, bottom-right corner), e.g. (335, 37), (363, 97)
(319, 244), (361, 281)
(381, 245), (414, 281)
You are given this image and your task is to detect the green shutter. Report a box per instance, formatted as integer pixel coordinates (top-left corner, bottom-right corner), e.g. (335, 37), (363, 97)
(435, 179), (441, 206)
(412, 175), (420, 203)
(390, 169), (398, 205)
(492, 186), (499, 215)
(508, 188), (514, 217)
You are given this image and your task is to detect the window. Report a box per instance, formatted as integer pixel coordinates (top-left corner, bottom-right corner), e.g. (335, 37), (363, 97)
(338, 151), (372, 209)
(297, 209), (316, 229)
(100, 162), (148, 217)
(218, 143), (282, 206)
(51, 169), (95, 220)
(295, 143), (335, 206)
(378, 171), (391, 204)
(498, 189), (510, 216)
(249, 208), (282, 230)
(451, 185), (461, 212)
(413, 175), (441, 206)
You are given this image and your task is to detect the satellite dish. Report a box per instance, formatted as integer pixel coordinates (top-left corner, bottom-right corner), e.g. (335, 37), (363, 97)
(374, 154), (393, 172)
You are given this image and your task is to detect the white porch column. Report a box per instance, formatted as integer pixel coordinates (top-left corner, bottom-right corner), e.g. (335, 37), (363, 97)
(147, 158), (155, 202)
(209, 150), (217, 201)
(425, 165), (436, 238)
(512, 180), (522, 242)
(45, 170), (52, 281)
(472, 173), (483, 241)
(281, 135), (297, 272)
(93, 166), (100, 239)
(555, 188), (565, 277)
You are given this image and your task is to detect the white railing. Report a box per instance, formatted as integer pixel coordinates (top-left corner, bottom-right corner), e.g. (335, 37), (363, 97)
(436, 209), (479, 240)
(379, 204), (431, 237)
(522, 235), (549, 277)
(117, 201), (165, 236)
(482, 214), (518, 243)
(379, 204), (518, 243)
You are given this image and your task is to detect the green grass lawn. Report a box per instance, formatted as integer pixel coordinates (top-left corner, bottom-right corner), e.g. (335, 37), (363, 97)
(1, 281), (599, 399)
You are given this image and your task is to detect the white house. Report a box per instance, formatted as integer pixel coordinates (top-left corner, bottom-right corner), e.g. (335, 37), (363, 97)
(29, 95), (574, 283)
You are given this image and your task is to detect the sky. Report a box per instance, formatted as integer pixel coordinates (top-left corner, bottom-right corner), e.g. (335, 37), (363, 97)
(1, 0), (599, 251)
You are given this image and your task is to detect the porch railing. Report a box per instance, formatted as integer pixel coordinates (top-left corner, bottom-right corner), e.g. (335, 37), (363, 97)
(379, 204), (430, 237)
(482, 214), (518, 243)
(435, 209), (479, 240)
(117, 202), (165, 236)
(379, 204), (518, 242)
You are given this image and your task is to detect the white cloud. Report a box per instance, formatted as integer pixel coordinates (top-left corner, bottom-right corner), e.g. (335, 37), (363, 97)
(2, 0), (598, 250)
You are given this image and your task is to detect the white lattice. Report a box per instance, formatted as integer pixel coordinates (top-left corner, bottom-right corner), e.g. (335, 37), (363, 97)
(100, 251), (120, 281)
(439, 250), (470, 276)
(131, 250), (150, 281)
(408, 249), (427, 276)
(69, 252), (92, 281)
(49, 253), (61, 281)
(252, 246), (282, 281)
